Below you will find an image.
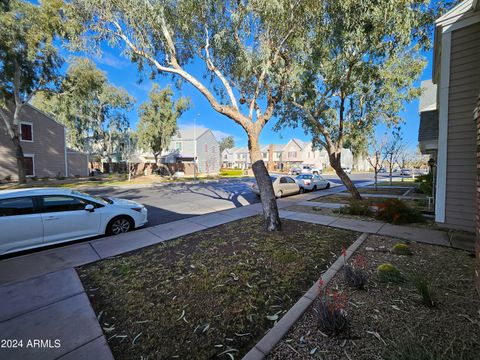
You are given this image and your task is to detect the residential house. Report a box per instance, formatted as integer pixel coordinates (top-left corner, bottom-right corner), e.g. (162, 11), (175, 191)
(161, 127), (220, 175)
(0, 104), (89, 179)
(418, 0), (479, 232)
(222, 147), (239, 168)
(261, 144), (284, 170)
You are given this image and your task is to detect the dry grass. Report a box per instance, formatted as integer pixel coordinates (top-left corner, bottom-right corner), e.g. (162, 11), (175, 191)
(78, 216), (359, 359)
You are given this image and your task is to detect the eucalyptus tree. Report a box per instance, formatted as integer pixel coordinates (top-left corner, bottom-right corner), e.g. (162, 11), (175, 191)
(277, 0), (430, 199)
(33, 57), (135, 167)
(137, 84), (190, 169)
(0, 0), (64, 183)
(69, 0), (316, 230)
(219, 136), (235, 153)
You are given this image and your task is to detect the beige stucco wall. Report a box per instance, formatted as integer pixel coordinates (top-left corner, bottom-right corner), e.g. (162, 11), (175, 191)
(0, 105), (66, 179)
(445, 22), (480, 232)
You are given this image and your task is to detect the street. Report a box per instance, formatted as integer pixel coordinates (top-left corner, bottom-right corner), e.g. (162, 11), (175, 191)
(86, 172), (396, 227)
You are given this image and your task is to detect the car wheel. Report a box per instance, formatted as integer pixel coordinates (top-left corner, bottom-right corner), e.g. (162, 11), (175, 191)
(325, 183), (330, 189)
(313, 185), (317, 191)
(276, 190), (283, 198)
(107, 216), (133, 235)
(299, 187), (305, 194)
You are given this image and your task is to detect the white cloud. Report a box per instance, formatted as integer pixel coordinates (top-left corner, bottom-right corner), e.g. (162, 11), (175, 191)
(211, 130), (233, 141)
(94, 52), (130, 69)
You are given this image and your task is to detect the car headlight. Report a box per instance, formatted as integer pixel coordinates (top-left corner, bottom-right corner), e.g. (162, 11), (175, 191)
(131, 207), (143, 213)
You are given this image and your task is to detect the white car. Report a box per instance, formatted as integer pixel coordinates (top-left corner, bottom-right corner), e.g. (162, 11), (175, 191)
(301, 164), (322, 175)
(342, 167), (352, 174)
(0, 188), (148, 255)
(250, 176), (300, 198)
(295, 174), (330, 192)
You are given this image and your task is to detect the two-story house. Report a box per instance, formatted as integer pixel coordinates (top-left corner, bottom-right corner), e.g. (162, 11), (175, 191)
(0, 104), (89, 179)
(161, 127), (220, 175)
(418, 0), (479, 233)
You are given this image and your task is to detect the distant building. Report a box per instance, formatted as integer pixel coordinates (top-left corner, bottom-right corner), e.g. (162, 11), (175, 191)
(221, 137), (354, 171)
(0, 103), (89, 179)
(161, 127), (220, 175)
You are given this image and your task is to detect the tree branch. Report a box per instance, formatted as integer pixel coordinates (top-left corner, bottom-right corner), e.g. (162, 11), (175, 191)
(110, 21), (249, 130)
(203, 25), (239, 110)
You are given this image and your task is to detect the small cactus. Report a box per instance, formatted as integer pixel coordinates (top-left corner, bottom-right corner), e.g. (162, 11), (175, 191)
(377, 263), (403, 283)
(392, 243), (413, 256)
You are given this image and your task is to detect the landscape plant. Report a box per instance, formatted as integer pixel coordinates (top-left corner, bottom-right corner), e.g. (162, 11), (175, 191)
(344, 255), (368, 289)
(412, 276), (436, 307)
(377, 263), (404, 283)
(317, 279), (349, 335)
(392, 243), (413, 256)
(376, 199), (424, 224)
(337, 199), (374, 217)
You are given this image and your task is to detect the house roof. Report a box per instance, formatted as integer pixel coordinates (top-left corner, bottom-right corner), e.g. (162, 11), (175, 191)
(436, 0), (477, 26)
(433, 0), (480, 83)
(171, 127), (209, 141)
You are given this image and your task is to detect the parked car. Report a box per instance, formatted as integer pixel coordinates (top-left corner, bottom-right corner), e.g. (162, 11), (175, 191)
(295, 174), (330, 192)
(0, 188), (148, 255)
(400, 169), (411, 176)
(342, 167), (352, 174)
(289, 166), (302, 175)
(379, 167), (387, 173)
(300, 164), (322, 175)
(250, 176), (300, 198)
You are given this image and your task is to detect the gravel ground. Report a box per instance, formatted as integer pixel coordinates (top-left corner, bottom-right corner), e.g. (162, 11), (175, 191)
(269, 235), (480, 360)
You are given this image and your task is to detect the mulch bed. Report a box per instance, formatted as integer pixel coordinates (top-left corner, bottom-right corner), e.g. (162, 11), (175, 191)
(78, 216), (359, 360)
(269, 235), (480, 359)
(357, 188), (411, 196)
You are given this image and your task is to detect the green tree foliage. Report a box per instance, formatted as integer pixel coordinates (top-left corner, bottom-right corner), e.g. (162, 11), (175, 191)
(0, 0), (65, 183)
(68, 0), (318, 231)
(276, 0), (433, 199)
(219, 135), (235, 153)
(32, 57), (134, 163)
(137, 84), (190, 164)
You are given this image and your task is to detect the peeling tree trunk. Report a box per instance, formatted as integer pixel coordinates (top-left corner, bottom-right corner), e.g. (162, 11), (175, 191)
(248, 134), (281, 231)
(11, 106), (27, 184)
(328, 150), (361, 199)
(12, 135), (27, 184)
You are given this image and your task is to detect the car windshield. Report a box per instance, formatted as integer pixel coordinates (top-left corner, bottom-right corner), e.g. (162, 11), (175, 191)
(270, 176), (278, 182)
(296, 174), (312, 179)
(71, 190), (111, 205)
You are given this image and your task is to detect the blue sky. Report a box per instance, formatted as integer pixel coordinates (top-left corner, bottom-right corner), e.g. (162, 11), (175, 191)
(67, 41), (434, 151)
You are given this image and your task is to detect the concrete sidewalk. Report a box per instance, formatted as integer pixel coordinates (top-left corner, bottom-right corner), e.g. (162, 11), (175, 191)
(279, 210), (451, 247)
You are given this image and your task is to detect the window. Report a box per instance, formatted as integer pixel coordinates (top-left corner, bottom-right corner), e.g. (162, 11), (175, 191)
(41, 196), (88, 213)
(20, 123), (33, 141)
(24, 155), (34, 176)
(286, 177), (296, 183)
(205, 144), (208, 152)
(288, 151), (297, 158)
(175, 142), (182, 151)
(0, 197), (35, 216)
(280, 177), (288, 184)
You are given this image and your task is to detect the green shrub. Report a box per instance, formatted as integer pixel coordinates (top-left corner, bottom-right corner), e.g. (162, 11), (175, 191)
(375, 199), (423, 224)
(415, 173), (433, 196)
(377, 263), (403, 283)
(55, 172), (65, 180)
(4, 175), (12, 182)
(412, 276), (436, 307)
(392, 243), (413, 256)
(220, 168), (244, 177)
(338, 199), (373, 216)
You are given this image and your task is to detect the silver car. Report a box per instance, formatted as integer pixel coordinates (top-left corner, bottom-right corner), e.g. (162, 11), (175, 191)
(250, 176), (300, 198)
(295, 174), (330, 193)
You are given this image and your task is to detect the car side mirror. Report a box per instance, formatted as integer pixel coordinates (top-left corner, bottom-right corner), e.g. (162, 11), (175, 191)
(84, 204), (95, 212)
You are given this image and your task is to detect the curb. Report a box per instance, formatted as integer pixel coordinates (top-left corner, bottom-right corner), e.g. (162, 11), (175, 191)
(242, 232), (369, 360)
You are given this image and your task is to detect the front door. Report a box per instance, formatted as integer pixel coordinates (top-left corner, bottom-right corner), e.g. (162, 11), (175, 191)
(0, 196), (43, 254)
(40, 195), (102, 243)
